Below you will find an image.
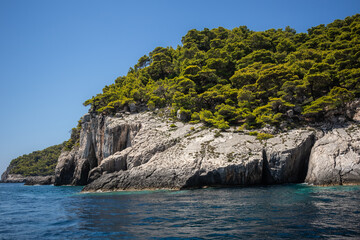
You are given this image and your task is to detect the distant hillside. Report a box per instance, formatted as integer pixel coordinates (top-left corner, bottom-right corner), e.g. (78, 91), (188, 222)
(8, 143), (64, 177)
(82, 14), (359, 132)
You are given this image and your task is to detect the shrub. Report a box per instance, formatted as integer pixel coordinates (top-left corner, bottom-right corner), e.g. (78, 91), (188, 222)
(256, 133), (274, 140)
(248, 131), (259, 136)
(147, 100), (156, 111)
(190, 112), (200, 123)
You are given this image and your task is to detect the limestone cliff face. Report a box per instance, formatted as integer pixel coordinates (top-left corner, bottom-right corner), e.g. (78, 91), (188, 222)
(305, 125), (360, 185)
(54, 109), (360, 191)
(54, 112), (320, 191)
(263, 130), (315, 184)
(83, 127), (315, 192)
(54, 114), (141, 185)
(85, 119), (265, 191)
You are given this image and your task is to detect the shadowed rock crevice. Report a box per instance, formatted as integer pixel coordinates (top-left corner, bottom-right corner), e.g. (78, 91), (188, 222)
(261, 149), (272, 184)
(182, 161), (264, 189)
(72, 145), (98, 185)
(262, 131), (315, 184)
(181, 170), (221, 189)
(88, 143), (98, 170)
(113, 125), (132, 153)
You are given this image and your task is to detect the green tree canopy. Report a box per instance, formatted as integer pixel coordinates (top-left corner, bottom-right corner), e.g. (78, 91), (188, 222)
(79, 14), (359, 136)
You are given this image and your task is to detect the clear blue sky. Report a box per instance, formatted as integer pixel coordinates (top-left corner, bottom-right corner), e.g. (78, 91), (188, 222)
(0, 0), (359, 174)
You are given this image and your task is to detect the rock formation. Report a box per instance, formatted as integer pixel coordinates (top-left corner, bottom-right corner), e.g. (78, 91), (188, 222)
(305, 124), (360, 185)
(53, 111), (327, 191)
(24, 176), (54, 185)
(263, 130), (315, 184)
(83, 127), (315, 192)
(54, 114), (141, 185)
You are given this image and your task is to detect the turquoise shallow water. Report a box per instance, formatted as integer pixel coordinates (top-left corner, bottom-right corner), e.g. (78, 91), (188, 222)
(0, 183), (359, 239)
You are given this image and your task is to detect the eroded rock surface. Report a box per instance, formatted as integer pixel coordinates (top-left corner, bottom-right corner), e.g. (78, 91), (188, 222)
(83, 127), (265, 191)
(54, 110), (359, 191)
(263, 130), (315, 184)
(305, 124), (360, 185)
(24, 176), (54, 185)
(79, 112), (316, 192)
(54, 114), (141, 185)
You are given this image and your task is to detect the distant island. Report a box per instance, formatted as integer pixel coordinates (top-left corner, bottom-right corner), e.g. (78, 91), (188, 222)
(1, 143), (63, 184)
(2, 14), (360, 190)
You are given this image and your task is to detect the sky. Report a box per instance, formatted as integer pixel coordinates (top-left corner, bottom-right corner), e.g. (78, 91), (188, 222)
(0, 0), (359, 174)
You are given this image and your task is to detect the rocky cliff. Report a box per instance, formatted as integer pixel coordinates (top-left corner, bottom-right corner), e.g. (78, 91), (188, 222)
(305, 125), (360, 185)
(54, 114), (141, 185)
(3, 106), (358, 189)
(52, 109), (360, 192)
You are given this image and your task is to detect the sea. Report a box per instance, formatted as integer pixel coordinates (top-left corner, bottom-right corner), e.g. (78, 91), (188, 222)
(0, 183), (359, 239)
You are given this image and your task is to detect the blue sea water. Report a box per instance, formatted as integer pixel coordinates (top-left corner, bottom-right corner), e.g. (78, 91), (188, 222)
(0, 183), (359, 239)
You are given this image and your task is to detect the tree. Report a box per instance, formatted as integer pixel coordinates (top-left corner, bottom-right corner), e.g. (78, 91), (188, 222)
(135, 55), (150, 70)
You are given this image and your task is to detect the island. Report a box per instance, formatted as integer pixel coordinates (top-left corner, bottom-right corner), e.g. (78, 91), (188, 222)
(2, 14), (360, 191)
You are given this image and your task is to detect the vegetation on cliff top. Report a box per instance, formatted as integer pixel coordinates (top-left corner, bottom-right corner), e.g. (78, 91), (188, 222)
(8, 143), (64, 176)
(83, 14), (360, 130)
